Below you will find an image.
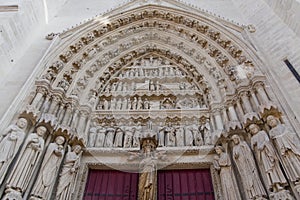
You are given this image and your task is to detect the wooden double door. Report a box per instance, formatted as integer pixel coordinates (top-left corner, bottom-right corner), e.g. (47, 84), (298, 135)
(83, 169), (214, 200)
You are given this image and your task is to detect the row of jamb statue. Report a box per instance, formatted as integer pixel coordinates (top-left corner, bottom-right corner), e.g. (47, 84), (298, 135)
(214, 115), (300, 200)
(0, 118), (82, 200)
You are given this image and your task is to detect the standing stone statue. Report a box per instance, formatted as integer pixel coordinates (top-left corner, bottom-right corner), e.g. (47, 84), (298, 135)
(191, 123), (203, 146)
(139, 146), (156, 200)
(157, 123), (165, 147)
(231, 134), (267, 199)
(95, 124), (106, 148)
(133, 122), (142, 148)
(103, 99), (109, 110)
(184, 123), (194, 146)
(137, 97), (143, 110)
(30, 136), (65, 200)
(88, 127), (97, 147)
(213, 146), (241, 200)
(55, 145), (82, 200)
(124, 125), (134, 148)
(199, 119), (211, 145)
(114, 127), (124, 147)
(0, 118), (28, 185)
(267, 115), (300, 184)
(175, 125), (185, 146)
(165, 124), (176, 147)
(104, 124), (115, 147)
(249, 124), (287, 192)
(5, 126), (47, 196)
(132, 97), (137, 110)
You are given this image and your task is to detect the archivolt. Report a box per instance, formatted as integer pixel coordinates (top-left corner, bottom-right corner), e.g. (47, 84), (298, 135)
(40, 5), (260, 104)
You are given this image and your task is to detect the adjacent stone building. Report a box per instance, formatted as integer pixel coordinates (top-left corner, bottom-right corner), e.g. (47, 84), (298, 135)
(0, 0), (300, 199)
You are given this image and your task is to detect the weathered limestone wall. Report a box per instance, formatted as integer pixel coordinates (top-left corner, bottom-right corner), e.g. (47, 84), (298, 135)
(263, 0), (300, 36)
(232, 0), (300, 128)
(0, 0), (69, 118)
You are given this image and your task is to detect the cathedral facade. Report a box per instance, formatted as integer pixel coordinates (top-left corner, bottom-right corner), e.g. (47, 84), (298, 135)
(0, 0), (300, 199)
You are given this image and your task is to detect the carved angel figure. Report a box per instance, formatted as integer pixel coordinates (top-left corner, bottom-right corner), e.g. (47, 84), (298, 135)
(56, 145), (82, 200)
(250, 124), (287, 192)
(0, 118), (27, 184)
(231, 135), (267, 199)
(6, 126), (46, 194)
(213, 146), (241, 200)
(267, 115), (300, 184)
(30, 136), (65, 200)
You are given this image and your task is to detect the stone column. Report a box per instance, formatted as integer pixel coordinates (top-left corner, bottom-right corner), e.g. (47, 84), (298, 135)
(40, 95), (51, 114)
(48, 96), (61, 115)
(71, 110), (79, 129)
(56, 104), (65, 123)
(250, 90), (260, 111)
(254, 83), (269, 105)
(30, 87), (47, 109)
(214, 110), (224, 131)
(62, 104), (72, 126)
(228, 105), (239, 121)
(240, 91), (252, 113)
(236, 100), (244, 117)
(77, 111), (88, 134)
(222, 107), (229, 123)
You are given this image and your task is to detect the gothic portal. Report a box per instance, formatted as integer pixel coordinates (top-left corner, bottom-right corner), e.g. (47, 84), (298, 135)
(0, 1), (300, 200)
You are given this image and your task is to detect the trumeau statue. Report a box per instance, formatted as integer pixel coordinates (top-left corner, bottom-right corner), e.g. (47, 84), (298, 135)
(213, 146), (242, 200)
(249, 124), (288, 192)
(56, 145), (82, 200)
(267, 115), (300, 184)
(139, 145), (157, 200)
(5, 126), (47, 195)
(0, 118), (28, 185)
(231, 135), (267, 199)
(30, 136), (65, 200)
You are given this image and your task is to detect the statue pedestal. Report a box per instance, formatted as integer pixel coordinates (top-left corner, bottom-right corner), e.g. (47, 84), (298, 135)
(270, 190), (294, 200)
(2, 189), (22, 200)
